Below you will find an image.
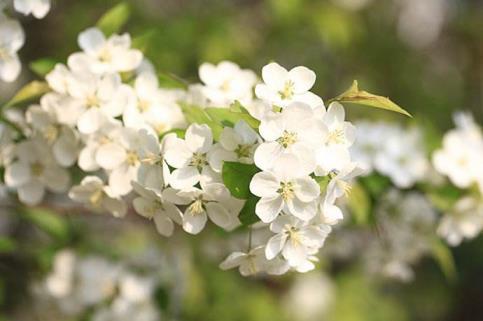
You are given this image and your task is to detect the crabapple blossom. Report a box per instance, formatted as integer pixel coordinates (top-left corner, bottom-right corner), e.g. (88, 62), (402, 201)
(250, 154), (320, 223)
(166, 182), (243, 234)
(13, 0), (50, 18)
(255, 62), (323, 108)
(4, 137), (70, 205)
(254, 102), (326, 172)
(0, 14), (24, 82)
(68, 176), (127, 218)
(265, 215), (331, 270)
(132, 182), (182, 237)
(219, 246), (289, 276)
(320, 102), (356, 149)
(68, 27), (142, 74)
(164, 123), (219, 190)
(199, 61), (257, 106)
(208, 120), (260, 172)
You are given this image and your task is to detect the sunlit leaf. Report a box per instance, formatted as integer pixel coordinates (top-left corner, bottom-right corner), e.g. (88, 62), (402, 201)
(29, 58), (58, 77)
(347, 182), (371, 225)
(222, 161), (259, 199)
(3, 81), (50, 108)
(330, 80), (412, 117)
(158, 72), (188, 89)
(205, 106), (260, 129)
(96, 2), (130, 36)
(314, 175), (330, 193)
(132, 30), (156, 53)
(159, 128), (186, 139)
(20, 207), (69, 241)
(179, 103), (224, 139)
(238, 194), (260, 226)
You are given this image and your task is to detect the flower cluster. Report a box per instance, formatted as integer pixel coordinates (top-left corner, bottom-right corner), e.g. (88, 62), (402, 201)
(0, 0), (51, 82)
(1, 24), (365, 275)
(351, 121), (428, 188)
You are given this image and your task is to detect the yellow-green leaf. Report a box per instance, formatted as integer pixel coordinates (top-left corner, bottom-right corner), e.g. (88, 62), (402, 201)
(29, 58), (58, 77)
(430, 238), (456, 281)
(331, 80), (412, 117)
(96, 2), (130, 36)
(20, 207), (69, 241)
(347, 182), (371, 225)
(3, 81), (50, 108)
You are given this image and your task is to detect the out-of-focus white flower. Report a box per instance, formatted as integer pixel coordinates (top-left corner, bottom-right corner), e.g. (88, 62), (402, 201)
(123, 71), (185, 135)
(45, 249), (76, 298)
(0, 15), (24, 82)
(68, 27), (143, 74)
(208, 120), (260, 172)
(438, 197), (483, 246)
(265, 215), (331, 270)
(69, 176), (127, 218)
(250, 154), (320, 223)
(4, 137), (70, 205)
(66, 71), (130, 134)
(13, 0), (50, 18)
(255, 62), (322, 108)
(166, 182), (243, 234)
(164, 123), (219, 190)
(433, 112), (483, 190)
(132, 182), (182, 237)
(254, 102), (326, 172)
(219, 246), (289, 276)
(199, 61), (257, 106)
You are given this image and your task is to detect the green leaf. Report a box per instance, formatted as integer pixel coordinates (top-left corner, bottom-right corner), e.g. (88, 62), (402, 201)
(426, 184), (462, 212)
(359, 174), (391, 198)
(159, 128), (186, 139)
(238, 194), (260, 226)
(29, 58), (58, 77)
(132, 30), (156, 53)
(179, 103), (224, 139)
(314, 175), (330, 193)
(430, 238), (456, 281)
(158, 72), (188, 89)
(222, 161), (259, 199)
(96, 2), (130, 36)
(205, 106), (260, 129)
(20, 207), (69, 241)
(330, 80), (412, 117)
(3, 81), (50, 109)
(347, 182), (371, 225)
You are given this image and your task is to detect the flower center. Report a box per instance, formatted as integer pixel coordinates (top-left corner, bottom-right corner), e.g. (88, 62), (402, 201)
(327, 128), (345, 145)
(279, 80), (295, 100)
(0, 46), (9, 60)
(277, 131), (298, 148)
(126, 150), (139, 166)
(235, 144), (252, 159)
(98, 47), (112, 63)
(278, 181), (295, 201)
(43, 125), (60, 143)
(153, 123), (168, 135)
(188, 198), (204, 215)
(221, 80), (231, 92)
(86, 95), (100, 108)
(284, 224), (302, 245)
(31, 162), (44, 177)
(137, 99), (151, 113)
(190, 152), (207, 170)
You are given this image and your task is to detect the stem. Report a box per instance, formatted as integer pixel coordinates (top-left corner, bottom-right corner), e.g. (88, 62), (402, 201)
(247, 226), (253, 252)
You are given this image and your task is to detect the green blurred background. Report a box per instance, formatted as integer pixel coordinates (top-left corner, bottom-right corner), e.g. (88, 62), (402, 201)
(1, 1), (483, 321)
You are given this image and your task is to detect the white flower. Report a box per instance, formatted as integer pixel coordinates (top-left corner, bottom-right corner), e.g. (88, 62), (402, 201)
(132, 182), (182, 237)
(45, 249), (76, 298)
(254, 102), (326, 172)
(26, 102), (79, 167)
(199, 61), (257, 106)
(66, 71), (130, 134)
(265, 215), (331, 269)
(68, 27), (143, 74)
(208, 120), (260, 172)
(69, 176), (127, 218)
(14, 0), (50, 18)
(97, 128), (160, 196)
(123, 71), (185, 135)
(320, 102), (356, 148)
(437, 197), (483, 246)
(255, 62), (323, 108)
(219, 246), (289, 276)
(166, 183), (243, 234)
(4, 138), (70, 205)
(433, 117), (483, 189)
(77, 118), (123, 171)
(164, 123), (219, 190)
(250, 154), (320, 223)
(0, 15), (24, 82)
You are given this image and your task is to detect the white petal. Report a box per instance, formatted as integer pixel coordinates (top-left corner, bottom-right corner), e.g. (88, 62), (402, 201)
(289, 66), (316, 93)
(43, 167), (70, 192)
(102, 197), (127, 218)
(153, 214), (174, 237)
(294, 177), (320, 202)
(96, 142), (126, 170)
(282, 240), (307, 266)
(324, 102), (345, 124)
(206, 202), (232, 229)
(78, 146), (100, 171)
(185, 124), (213, 153)
(255, 196), (283, 223)
(286, 198), (317, 221)
(164, 139), (192, 168)
(77, 108), (105, 134)
(262, 62), (288, 90)
(249, 171), (279, 198)
(78, 28), (105, 55)
(169, 166), (199, 190)
(219, 252), (247, 270)
(265, 233), (288, 260)
(5, 162), (30, 187)
(253, 141), (284, 171)
(53, 135), (78, 167)
(182, 210), (207, 235)
(18, 181), (45, 205)
(0, 54), (21, 82)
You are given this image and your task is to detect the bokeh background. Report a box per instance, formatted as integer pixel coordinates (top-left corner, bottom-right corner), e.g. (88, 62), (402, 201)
(1, 0), (482, 320)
